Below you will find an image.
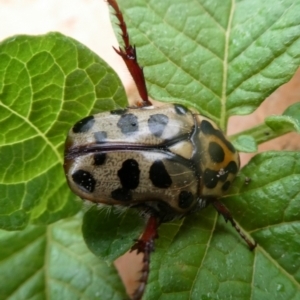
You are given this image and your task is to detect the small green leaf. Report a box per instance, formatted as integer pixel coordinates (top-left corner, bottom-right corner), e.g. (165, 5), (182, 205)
(0, 33), (127, 230)
(0, 215), (127, 300)
(283, 102), (300, 123)
(232, 134), (258, 152)
(82, 206), (144, 262)
(265, 115), (300, 133)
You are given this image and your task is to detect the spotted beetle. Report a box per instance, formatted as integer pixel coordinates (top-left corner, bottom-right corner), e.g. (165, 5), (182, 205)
(64, 1), (256, 299)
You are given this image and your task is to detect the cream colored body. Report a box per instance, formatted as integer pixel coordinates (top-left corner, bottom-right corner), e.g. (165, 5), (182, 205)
(64, 104), (240, 219)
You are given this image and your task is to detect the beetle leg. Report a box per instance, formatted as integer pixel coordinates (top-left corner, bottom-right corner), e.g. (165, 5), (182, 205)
(211, 199), (257, 250)
(130, 214), (159, 300)
(107, 0), (152, 107)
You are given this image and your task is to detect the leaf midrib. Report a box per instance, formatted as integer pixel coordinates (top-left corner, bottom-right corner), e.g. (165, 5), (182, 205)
(220, 0), (235, 131)
(189, 212), (218, 297)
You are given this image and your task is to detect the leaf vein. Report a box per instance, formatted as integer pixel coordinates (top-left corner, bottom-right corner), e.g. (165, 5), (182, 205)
(220, 0), (235, 130)
(0, 102), (62, 164)
(229, 3), (295, 64)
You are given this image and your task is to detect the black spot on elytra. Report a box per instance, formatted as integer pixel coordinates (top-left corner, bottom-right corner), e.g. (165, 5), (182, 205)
(72, 169), (96, 193)
(174, 104), (188, 115)
(118, 159), (140, 189)
(110, 108), (128, 115)
(94, 153), (106, 165)
(94, 131), (107, 143)
(226, 161), (238, 174)
(117, 113), (138, 135)
(222, 181), (231, 191)
(200, 120), (216, 135)
(111, 188), (132, 201)
(149, 160), (172, 188)
(148, 114), (169, 137)
(208, 141), (225, 163)
(203, 169), (219, 189)
(200, 120), (236, 153)
(73, 116), (95, 133)
(203, 161), (239, 189)
(178, 191), (194, 209)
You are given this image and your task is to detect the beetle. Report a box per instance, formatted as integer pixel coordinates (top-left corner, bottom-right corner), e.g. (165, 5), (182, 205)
(64, 1), (256, 299)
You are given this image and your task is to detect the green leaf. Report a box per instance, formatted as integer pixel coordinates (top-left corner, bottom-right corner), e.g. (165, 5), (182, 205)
(112, 0), (300, 130)
(265, 115), (300, 133)
(232, 134), (258, 152)
(0, 215), (127, 300)
(0, 33), (127, 230)
(82, 206), (144, 262)
(283, 102), (300, 124)
(226, 152), (300, 298)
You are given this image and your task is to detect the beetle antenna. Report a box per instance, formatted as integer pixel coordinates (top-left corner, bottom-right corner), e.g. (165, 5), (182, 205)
(211, 199), (257, 250)
(107, 0), (152, 107)
(130, 214), (159, 300)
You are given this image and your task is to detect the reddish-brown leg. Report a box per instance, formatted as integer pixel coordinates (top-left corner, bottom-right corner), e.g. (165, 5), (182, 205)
(211, 199), (257, 250)
(130, 215), (159, 300)
(107, 0), (152, 107)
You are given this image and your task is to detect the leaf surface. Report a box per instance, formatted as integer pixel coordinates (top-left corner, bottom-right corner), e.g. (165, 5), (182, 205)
(0, 33), (127, 230)
(82, 206), (144, 262)
(112, 0), (300, 129)
(0, 215), (127, 300)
